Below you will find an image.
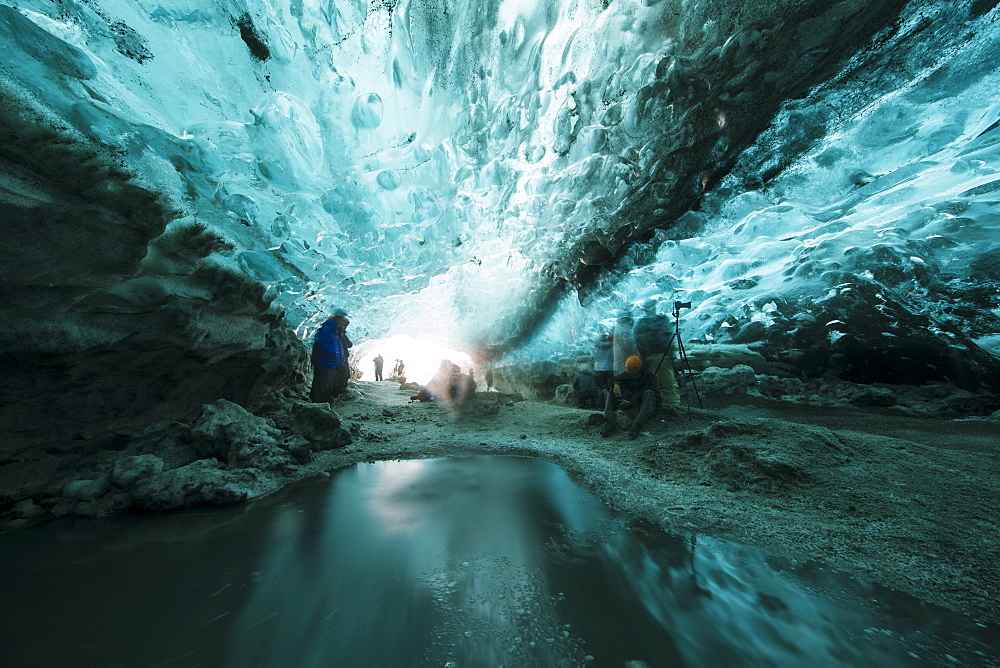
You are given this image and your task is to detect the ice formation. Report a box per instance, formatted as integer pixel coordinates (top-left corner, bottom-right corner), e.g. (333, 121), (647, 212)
(1, 0), (999, 439)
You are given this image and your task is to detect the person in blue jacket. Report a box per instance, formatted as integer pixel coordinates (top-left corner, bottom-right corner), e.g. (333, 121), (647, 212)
(310, 308), (353, 402)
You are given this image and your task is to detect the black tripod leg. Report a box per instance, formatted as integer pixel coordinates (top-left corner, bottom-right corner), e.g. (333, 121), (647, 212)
(676, 337), (703, 409)
(672, 309), (703, 410)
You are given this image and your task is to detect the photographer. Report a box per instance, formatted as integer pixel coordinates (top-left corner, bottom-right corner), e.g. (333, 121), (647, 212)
(601, 355), (662, 439)
(633, 299), (680, 407)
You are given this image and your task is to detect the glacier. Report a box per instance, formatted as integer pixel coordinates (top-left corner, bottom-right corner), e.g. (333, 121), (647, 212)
(1, 0), (999, 477)
(4, 2), (1000, 655)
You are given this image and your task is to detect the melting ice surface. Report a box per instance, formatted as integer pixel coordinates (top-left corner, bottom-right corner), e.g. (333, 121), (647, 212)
(1, 457), (996, 667)
(4, 0), (999, 360)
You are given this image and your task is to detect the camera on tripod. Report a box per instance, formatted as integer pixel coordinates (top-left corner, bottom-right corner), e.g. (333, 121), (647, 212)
(664, 299), (702, 409)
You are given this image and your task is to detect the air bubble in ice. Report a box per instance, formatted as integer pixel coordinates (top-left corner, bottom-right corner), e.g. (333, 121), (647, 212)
(351, 93), (383, 129)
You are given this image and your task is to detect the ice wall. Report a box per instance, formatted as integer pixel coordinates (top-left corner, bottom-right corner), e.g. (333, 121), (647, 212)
(1, 0), (999, 449)
(528, 0), (1000, 390)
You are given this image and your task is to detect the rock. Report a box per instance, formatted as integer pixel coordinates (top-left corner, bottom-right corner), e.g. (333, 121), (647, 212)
(554, 383), (574, 404)
(696, 364), (758, 396)
(337, 384), (364, 402)
(285, 435), (313, 463)
(227, 442), (296, 471)
(62, 475), (110, 500)
(131, 459), (265, 510)
(483, 402), (500, 416)
(191, 399), (281, 459)
(849, 387), (898, 407)
(752, 281), (1000, 391)
(289, 401), (353, 450)
(769, 362), (801, 378)
(12, 499), (44, 519)
(111, 454), (166, 488)
(107, 420), (199, 470)
(684, 344), (770, 373)
(731, 321), (767, 344)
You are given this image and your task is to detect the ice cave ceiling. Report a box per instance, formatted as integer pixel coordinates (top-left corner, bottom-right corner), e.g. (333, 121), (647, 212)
(2, 0), (1000, 437)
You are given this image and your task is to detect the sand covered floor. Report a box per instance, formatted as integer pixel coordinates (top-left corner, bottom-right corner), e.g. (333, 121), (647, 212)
(309, 381), (1000, 627)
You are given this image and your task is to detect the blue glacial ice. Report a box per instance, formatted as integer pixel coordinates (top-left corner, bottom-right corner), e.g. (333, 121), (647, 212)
(1, 0), (998, 385)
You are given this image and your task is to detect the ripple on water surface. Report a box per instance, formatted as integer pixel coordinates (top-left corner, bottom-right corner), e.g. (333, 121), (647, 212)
(0, 456), (996, 667)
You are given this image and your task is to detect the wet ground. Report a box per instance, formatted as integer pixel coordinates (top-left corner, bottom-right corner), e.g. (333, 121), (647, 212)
(1, 456), (996, 667)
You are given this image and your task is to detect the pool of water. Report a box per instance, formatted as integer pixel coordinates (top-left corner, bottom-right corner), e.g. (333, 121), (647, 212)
(1, 456), (996, 667)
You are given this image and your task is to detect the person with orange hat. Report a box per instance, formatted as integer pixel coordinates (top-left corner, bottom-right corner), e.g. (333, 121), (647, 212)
(601, 355), (662, 438)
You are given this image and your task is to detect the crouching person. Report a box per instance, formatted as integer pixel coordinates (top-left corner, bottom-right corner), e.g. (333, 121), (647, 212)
(410, 359), (477, 404)
(601, 356), (661, 439)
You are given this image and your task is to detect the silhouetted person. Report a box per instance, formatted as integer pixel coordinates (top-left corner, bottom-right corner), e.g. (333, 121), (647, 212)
(593, 325), (614, 390)
(485, 368), (494, 392)
(634, 298), (680, 406)
(612, 310), (639, 375)
(410, 359), (476, 403)
(602, 356), (661, 439)
(310, 309), (353, 402)
(573, 369), (601, 408)
(373, 354), (384, 381)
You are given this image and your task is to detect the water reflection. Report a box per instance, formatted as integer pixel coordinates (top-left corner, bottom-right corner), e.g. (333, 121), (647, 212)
(0, 456), (996, 667)
(230, 458), (600, 667)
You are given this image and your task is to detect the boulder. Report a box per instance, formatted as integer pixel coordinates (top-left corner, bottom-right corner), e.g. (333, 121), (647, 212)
(110, 454), (166, 488)
(683, 344), (770, 373)
(848, 387), (898, 407)
(696, 365), (759, 396)
(227, 441), (297, 471)
(289, 401), (353, 450)
(62, 475), (110, 500)
(284, 435), (314, 463)
(131, 459), (265, 510)
(190, 399), (282, 459)
(12, 499), (45, 519)
(554, 384), (575, 404)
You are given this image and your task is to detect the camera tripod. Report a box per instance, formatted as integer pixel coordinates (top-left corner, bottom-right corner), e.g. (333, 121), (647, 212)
(652, 301), (703, 410)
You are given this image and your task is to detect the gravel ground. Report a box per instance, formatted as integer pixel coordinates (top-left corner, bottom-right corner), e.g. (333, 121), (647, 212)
(3, 378), (996, 627)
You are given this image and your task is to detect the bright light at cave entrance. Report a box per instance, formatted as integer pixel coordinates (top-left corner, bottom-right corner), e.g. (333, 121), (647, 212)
(352, 335), (473, 385)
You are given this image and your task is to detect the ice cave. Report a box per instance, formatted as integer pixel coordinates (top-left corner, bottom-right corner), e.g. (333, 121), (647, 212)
(2, 0), (999, 665)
